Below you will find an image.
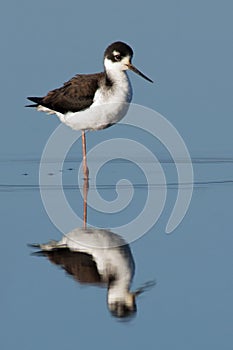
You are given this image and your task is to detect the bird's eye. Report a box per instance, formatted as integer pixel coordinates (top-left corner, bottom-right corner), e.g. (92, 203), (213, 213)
(114, 54), (121, 61)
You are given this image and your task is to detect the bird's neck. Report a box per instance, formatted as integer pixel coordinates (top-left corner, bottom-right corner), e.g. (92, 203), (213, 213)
(103, 68), (132, 104)
(108, 274), (132, 303)
(104, 67), (129, 87)
(107, 255), (133, 300)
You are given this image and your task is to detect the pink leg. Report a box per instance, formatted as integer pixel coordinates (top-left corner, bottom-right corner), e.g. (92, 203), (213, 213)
(83, 177), (89, 229)
(81, 131), (89, 180)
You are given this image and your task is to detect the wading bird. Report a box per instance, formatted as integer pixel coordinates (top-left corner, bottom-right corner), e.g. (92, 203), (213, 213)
(27, 41), (153, 179)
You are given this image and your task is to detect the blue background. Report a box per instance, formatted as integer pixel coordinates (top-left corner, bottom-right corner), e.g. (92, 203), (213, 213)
(1, 1), (233, 349)
(1, 0), (233, 158)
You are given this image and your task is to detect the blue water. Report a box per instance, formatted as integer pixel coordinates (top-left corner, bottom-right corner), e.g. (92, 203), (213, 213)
(1, 0), (233, 348)
(1, 157), (232, 349)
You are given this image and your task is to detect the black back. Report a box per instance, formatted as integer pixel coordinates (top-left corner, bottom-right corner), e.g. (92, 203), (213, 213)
(27, 72), (105, 114)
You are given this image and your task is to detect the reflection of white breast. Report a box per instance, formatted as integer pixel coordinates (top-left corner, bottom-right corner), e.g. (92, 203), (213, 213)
(33, 227), (138, 318)
(39, 227), (135, 286)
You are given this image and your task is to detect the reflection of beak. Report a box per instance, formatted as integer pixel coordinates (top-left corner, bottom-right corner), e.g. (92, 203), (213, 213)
(126, 63), (153, 83)
(133, 280), (157, 297)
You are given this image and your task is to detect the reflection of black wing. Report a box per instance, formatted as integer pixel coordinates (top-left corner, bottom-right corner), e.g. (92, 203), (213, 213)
(35, 249), (104, 286)
(27, 73), (104, 114)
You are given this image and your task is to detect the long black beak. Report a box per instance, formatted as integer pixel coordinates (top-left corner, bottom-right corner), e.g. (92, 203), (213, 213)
(127, 63), (153, 83)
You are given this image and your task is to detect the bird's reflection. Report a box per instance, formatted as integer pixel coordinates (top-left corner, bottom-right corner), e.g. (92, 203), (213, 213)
(33, 227), (139, 318)
(31, 179), (155, 319)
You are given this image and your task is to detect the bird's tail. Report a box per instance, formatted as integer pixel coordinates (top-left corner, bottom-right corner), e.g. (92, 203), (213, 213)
(25, 96), (43, 107)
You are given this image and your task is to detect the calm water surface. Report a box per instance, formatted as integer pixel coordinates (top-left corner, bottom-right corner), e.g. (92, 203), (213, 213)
(1, 157), (233, 349)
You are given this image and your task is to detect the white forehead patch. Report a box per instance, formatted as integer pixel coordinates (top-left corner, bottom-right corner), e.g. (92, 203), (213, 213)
(113, 50), (120, 56)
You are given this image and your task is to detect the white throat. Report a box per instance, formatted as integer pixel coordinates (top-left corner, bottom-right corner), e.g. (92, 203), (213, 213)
(103, 56), (130, 82)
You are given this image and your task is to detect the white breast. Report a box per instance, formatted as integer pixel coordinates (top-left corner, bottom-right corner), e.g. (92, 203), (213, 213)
(60, 71), (132, 131)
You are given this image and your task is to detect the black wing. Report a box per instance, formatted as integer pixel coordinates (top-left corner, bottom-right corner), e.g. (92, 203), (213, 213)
(34, 248), (104, 285)
(27, 73), (104, 114)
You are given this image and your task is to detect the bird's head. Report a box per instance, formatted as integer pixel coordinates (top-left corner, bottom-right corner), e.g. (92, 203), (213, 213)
(108, 291), (137, 319)
(104, 41), (153, 83)
(107, 280), (156, 320)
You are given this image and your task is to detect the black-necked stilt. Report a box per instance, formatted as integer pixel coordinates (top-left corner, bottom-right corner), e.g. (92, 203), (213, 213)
(31, 227), (139, 319)
(26, 41), (153, 179)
